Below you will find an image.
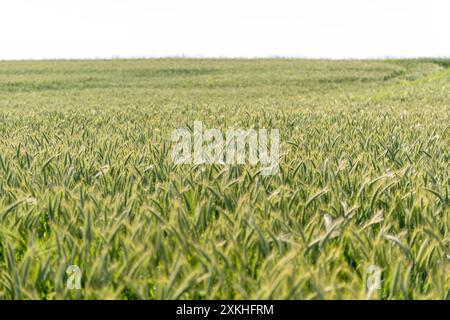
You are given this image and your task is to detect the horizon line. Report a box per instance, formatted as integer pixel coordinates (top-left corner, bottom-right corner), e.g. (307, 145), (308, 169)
(1, 55), (450, 63)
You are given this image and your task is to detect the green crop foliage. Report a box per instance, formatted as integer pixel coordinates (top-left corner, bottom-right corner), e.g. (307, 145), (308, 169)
(0, 58), (448, 299)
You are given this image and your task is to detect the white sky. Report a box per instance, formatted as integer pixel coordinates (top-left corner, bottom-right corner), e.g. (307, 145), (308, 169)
(0, 0), (449, 60)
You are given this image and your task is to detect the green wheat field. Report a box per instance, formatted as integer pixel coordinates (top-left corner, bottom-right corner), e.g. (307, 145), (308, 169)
(0, 58), (448, 300)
